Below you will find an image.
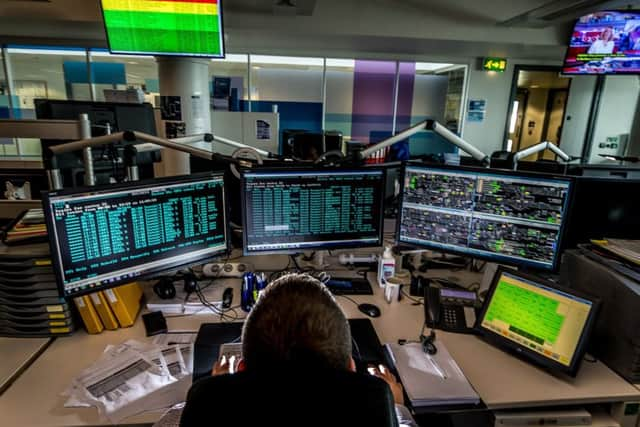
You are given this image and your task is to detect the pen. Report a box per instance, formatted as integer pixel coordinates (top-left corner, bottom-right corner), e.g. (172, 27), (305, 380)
(427, 354), (447, 380)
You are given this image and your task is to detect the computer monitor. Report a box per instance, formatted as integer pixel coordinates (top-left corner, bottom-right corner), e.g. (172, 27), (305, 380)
(43, 173), (228, 297)
(563, 177), (640, 249)
(241, 169), (385, 254)
(397, 164), (573, 271)
(477, 267), (599, 376)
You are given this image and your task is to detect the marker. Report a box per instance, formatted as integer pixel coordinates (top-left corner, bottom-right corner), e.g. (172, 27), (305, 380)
(427, 354), (447, 380)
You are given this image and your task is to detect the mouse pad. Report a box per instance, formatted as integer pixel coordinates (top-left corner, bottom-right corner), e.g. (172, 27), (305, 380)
(192, 319), (384, 382)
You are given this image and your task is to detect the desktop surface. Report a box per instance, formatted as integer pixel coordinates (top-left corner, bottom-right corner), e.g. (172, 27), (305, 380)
(1, 266), (638, 426)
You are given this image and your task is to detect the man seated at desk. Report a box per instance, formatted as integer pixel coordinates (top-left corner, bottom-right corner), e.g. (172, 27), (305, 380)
(176, 273), (417, 427)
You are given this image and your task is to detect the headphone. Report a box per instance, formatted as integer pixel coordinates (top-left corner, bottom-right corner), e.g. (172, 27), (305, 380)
(153, 277), (177, 300)
(153, 273), (200, 300)
(420, 329), (438, 355)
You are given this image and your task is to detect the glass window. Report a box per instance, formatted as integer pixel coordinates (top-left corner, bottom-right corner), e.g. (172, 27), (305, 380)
(408, 63), (466, 157)
(1, 49), (16, 156)
(325, 59), (355, 140)
(347, 60), (397, 156)
(7, 46), (91, 157)
(210, 54), (249, 112)
(250, 55), (324, 153)
(90, 50), (159, 106)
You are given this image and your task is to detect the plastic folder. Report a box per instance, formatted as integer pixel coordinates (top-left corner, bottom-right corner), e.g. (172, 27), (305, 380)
(104, 282), (143, 328)
(90, 292), (118, 330)
(74, 295), (104, 334)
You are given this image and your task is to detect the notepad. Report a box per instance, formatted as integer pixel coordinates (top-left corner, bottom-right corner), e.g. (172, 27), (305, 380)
(386, 341), (479, 407)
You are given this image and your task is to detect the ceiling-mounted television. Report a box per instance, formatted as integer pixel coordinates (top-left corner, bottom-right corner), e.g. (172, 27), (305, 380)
(563, 10), (640, 75)
(100, 0), (225, 58)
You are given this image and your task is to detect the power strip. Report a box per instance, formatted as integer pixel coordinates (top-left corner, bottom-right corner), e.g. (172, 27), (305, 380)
(202, 262), (253, 278)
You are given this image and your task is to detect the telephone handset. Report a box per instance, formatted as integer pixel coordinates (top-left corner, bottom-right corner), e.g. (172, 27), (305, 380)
(425, 285), (478, 334)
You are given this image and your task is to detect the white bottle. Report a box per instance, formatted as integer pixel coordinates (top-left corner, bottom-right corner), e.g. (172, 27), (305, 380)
(377, 246), (396, 287)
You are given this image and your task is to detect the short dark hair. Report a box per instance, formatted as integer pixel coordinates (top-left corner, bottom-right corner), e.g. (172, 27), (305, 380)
(241, 273), (352, 371)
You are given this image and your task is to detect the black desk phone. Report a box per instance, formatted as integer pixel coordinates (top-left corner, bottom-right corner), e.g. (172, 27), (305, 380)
(425, 285), (479, 334)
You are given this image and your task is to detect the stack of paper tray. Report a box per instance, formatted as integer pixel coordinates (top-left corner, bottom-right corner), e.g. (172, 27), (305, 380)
(0, 242), (75, 337)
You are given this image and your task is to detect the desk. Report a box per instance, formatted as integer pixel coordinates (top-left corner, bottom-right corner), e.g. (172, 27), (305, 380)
(0, 337), (50, 395)
(1, 266), (639, 426)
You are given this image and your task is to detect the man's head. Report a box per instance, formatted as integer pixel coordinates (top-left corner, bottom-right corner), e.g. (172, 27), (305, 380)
(241, 273), (353, 371)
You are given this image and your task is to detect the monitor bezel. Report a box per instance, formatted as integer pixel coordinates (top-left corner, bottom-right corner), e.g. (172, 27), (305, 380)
(99, 0), (226, 59)
(561, 9), (640, 76)
(42, 172), (230, 298)
(395, 162), (575, 272)
(475, 266), (600, 377)
(240, 167), (387, 256)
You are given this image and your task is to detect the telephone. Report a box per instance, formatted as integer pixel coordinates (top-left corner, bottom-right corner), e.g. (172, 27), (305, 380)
(425, 285), (479, 334)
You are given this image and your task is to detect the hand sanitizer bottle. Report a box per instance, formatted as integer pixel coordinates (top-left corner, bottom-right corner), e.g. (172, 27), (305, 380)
(378, 246), (396, 287)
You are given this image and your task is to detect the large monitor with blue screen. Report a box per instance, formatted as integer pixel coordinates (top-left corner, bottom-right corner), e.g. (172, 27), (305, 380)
(397, 165), (573, 271)
(477, 267), (598, 376)
(563, 10), (640, 75)
(43, 173), (228, 297)
(241, 169), (385, 255)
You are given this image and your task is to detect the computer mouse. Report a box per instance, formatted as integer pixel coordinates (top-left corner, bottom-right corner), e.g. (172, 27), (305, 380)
(358, 303), (381, 318)
(222, 287), (234, 309)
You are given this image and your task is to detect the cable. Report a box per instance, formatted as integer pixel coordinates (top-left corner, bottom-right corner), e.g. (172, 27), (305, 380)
(290, 254), (302, 272)
(400, 287), (423, 306)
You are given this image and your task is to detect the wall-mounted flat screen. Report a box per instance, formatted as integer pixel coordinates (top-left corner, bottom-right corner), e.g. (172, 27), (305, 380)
(100, 0), (225, 58)
(564, 10), (640, 74)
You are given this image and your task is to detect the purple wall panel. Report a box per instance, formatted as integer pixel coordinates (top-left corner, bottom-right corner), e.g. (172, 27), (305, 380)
(351, 60), (415, 142)
(351, 60), (396, 143)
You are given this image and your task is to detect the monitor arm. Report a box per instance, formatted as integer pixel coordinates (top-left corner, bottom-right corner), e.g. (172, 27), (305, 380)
(512, 141), (572, 170)
(358, 119), (490, 164)
(46, 130), (262, 189)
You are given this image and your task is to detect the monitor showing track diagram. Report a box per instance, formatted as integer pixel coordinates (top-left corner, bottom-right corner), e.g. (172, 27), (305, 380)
(398, 165), (573, 271)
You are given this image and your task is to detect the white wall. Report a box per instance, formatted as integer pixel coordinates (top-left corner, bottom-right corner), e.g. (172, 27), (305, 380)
(325, 70), (354, 114)
(559, 76), (597, 159)
(462, 64), (515, 156)
(588, 76), (640, 163)
(252, 68), (323, 102)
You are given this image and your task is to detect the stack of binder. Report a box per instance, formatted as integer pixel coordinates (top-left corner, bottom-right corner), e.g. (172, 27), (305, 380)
(0, 242), (75, 337)
(74, 282), (143, 334)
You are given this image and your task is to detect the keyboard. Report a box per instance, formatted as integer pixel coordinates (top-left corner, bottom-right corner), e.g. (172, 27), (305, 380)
(219, 342), (243, 373)
(219, 342), (243, 360)
(325, 277), (373, 295)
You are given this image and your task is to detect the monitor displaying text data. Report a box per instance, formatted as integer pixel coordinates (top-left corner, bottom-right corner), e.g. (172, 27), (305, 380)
(242, 169), (385, 254)
(398, 165), (573, 271)
(477, 268), (598, 376)
(101, 0), (225, 58)
(43, 174), (228, 297)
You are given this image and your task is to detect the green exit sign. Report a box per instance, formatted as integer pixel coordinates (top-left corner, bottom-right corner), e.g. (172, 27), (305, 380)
(483, 57), (507, 72)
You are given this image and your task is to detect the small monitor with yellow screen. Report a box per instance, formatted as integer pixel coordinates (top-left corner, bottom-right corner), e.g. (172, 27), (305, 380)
(477, 268), (599, 376)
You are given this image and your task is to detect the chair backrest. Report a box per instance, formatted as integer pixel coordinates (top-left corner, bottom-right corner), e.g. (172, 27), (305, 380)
(180, 367), (399, 427)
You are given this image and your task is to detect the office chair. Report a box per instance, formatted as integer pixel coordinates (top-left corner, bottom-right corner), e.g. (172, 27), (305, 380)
(180, 366), (400, 427)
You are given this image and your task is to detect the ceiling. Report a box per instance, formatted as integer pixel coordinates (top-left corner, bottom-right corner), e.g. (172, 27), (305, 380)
(1, 0), (639, 61)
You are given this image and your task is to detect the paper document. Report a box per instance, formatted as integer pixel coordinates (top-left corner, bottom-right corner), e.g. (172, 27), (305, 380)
(386, 342), (479, 407)
(63, 339), (194, 423)
(146, 286), (223, 315)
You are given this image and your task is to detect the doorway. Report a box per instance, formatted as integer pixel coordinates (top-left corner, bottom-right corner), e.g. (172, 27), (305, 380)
(504, 66), (571, 161)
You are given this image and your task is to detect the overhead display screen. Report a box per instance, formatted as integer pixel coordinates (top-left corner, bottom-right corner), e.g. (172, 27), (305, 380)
(563, 10), (640, 74)
(101, 0), (225, 58)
